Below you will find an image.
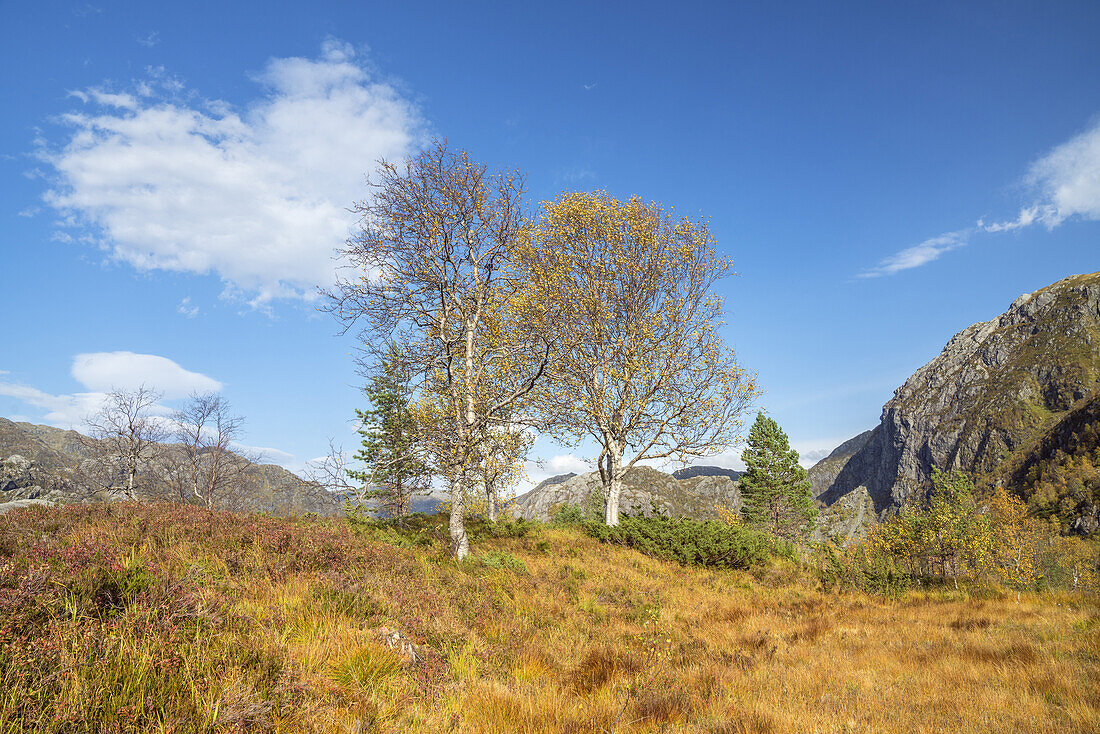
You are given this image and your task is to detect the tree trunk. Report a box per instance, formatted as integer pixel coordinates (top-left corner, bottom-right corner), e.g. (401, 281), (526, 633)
(450, 473), (470, 560)
(604, 444), (624, 526)
(486, 478), (498, 523)
(450, 317), (477, 558)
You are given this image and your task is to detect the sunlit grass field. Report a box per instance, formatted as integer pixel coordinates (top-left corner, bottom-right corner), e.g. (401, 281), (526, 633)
(1, 503), (1097, 733)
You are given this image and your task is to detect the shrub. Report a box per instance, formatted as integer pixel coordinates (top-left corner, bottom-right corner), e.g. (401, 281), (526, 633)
(466, 552), (527, 573)
(468, 517), (538, 540)
(582, 515), (780, 569)
(550, 503), (592, 526)
(812, 541), (911, 596)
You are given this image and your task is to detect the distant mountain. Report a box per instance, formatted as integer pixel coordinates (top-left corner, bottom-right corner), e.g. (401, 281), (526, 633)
(672, 465), (742, 481)
(0, 417), (341, 516)
(512, 465), (741, 521)
(810, 272), (1100, 533)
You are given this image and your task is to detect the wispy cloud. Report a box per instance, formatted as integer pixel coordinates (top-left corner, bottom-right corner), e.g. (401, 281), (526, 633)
(859, 229), (970, 278)
(38, 39), (424, 306)
(861, 117), (1100, 277)
(560, 166), (596, 184)
(177, 297), (199, 318)
(583, 82), (597, 91)
(137, 31), (160, 48)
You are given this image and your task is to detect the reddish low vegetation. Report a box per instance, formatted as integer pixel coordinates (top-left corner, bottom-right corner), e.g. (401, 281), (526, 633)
(1, 503), (1098, 733)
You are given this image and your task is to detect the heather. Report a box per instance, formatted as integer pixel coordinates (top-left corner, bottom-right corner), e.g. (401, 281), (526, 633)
(2, 503), (1099, 733)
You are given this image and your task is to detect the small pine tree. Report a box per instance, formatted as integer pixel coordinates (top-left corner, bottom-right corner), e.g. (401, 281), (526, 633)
(739, 412), (817, 540)
(348, 346), (430, 517)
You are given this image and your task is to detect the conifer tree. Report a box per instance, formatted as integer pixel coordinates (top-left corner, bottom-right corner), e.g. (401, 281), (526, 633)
(739, 412), (817, 540)
(348, 346), (430, 518)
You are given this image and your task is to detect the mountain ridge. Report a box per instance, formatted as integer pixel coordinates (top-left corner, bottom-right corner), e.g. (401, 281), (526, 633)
(810, 271), (1100, 532)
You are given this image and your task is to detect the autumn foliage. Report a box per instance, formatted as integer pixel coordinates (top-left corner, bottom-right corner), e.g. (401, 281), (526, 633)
(823, 469), (1100, 594)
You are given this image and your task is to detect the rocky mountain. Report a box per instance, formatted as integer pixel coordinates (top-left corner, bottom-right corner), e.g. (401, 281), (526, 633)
(995, 392), (1100, 534)
(512, 465), (742, 521)
(811, 272), (1100, 531)
(0, 417), (341, 516)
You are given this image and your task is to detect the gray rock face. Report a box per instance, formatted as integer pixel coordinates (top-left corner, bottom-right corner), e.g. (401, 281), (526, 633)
(1, 454), (75, 503)
(512, 465), (742, 521)
(811, 272), (1100, 521)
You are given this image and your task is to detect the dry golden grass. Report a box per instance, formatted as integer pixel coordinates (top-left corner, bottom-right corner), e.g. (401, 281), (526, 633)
(1, 505), (1098, 733)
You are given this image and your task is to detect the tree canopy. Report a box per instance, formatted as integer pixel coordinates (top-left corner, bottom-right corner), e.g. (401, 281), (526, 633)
(739, 412), (817, 540)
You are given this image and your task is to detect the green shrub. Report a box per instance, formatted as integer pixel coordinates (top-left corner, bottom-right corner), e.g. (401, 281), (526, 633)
(812, 542), (910, 596)
(550, 503), (593, 526)
(467, 552), (527, 573)
(582, 515), (779, 569)
(468, 517), (538, 540)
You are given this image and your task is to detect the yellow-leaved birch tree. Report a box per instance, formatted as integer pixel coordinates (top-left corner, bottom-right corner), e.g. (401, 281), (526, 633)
(325, 141), (553, 559)
(518, 191), (759, 525)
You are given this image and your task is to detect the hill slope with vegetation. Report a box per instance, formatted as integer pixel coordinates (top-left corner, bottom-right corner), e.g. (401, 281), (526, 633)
(0, 417), (338, 517)
(512, 465), (742, 522)
(1, 503), (1098, 733)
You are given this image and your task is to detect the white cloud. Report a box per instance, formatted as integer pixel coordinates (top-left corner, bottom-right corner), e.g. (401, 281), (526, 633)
(1024, 118), (1100, 226)
(2, 352), (219, 428)
(0, 381), (106, 428)
(697, 435), (841, 471)
(859, 229), (970, 278)
(137, 31), (160, 48)
(862, 117), (1100, 277)
(177, 297), (199, 318)
(71, 351), (222, 399)
(41, 40), (423, 305)
(236, 443), (301, 471)
(545, 453), (590, 474)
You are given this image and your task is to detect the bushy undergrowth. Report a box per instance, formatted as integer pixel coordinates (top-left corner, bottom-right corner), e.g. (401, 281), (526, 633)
(582, 514), (786, 569)
(812, 541), (912, 596)
(1, 502), (1097, 733)
(0, 503), (449, 733)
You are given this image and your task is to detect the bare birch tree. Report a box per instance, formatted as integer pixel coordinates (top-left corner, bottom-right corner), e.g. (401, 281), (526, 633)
(325, 140), (554, 558)
(172, 392), (254, 509)
(79, 385), (168, 499)
(518, 191), (760, 525)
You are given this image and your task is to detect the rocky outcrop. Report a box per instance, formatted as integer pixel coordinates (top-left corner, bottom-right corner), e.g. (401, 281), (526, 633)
(512, 465), (742, 521)
(812, 272), (1100, 527)
(0, 455), (69, 514)
(807, 431), (874, 500)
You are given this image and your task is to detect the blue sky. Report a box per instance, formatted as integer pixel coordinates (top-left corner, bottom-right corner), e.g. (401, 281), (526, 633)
(2, 1), (1099, 486)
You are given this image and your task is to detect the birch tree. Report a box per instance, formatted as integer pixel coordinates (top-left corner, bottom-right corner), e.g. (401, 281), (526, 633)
(518, 191), (758, 525)
(326, 141), (554, 558)
(172, 392), (253, 509)
(79, 386), (168, 499)
(475, 420), (532, 522)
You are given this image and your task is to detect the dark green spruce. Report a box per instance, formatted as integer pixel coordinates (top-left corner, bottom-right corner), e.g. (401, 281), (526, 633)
(347, 347), (429, 517)
(740, 412), (818, 540)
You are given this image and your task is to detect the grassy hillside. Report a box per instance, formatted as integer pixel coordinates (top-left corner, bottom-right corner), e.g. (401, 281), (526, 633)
(2, 504), (1098, 733)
